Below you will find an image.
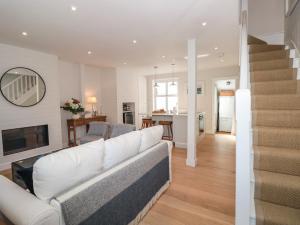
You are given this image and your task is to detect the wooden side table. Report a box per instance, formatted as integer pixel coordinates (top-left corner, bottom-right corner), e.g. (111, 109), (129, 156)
(67, 115), (106, 146)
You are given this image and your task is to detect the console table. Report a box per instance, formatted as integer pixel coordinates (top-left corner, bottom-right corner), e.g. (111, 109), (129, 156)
(67, 116), (106, 146)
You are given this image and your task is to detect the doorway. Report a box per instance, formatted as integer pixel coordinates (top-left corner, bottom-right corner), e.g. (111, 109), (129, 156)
(213, 79), (236, 134)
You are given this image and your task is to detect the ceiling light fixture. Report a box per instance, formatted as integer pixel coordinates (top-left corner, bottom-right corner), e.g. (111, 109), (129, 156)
(162, 55), (166, 59)
(214, 47), (219, 50)
(197, 54), (210, 58)
(132, 40), (137, 44)
(22, 32), (28, 36)
(202, 22), (207, 26)
(87, 51), (92, 55)
(71, 6), (77, 11)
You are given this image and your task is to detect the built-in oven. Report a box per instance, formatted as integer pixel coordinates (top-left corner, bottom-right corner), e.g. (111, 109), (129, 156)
(123, 111), (134, 125)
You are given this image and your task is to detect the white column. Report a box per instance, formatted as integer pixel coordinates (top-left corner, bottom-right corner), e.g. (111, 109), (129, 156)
(186, 39), (197, 167)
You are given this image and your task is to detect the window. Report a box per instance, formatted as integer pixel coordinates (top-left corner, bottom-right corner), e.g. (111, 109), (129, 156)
(153, 81), (178, 112)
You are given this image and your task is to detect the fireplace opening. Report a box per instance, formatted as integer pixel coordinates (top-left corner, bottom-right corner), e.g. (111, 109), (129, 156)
(2, 125), (49, 156)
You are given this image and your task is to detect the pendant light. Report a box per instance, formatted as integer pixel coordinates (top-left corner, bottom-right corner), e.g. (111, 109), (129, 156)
(171, 63), (176, 86)
(153, 66), (159, 87)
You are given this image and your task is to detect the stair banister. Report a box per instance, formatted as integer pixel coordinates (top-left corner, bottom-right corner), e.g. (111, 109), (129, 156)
(235, 1), (252, 225)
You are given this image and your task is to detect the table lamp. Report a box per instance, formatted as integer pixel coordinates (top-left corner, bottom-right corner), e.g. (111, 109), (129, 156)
(87, 96), (97, 116)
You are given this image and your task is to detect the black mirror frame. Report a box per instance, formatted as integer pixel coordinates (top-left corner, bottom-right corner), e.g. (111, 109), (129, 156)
(0, 67), (47, 107)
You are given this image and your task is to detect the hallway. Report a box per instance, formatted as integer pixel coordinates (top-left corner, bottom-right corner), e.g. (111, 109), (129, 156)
(141, 134), (236, 225)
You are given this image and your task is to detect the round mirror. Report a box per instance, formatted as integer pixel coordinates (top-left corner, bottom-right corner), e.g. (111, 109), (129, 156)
(0, 67), (46, 107)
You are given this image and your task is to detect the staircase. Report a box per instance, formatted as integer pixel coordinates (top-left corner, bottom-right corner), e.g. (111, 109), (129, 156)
(249, 36), (300, 225)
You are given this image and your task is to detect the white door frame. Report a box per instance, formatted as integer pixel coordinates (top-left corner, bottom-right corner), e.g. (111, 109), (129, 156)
(211, 75), (239, 134)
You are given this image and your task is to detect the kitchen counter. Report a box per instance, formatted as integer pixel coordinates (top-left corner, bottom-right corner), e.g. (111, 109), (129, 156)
(152, 112), (205, 149)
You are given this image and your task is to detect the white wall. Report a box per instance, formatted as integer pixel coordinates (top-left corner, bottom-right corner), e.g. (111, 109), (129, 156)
(285, 1), (300, 51)
(146, 66), (240, 134)
(58, 60), (82, 146)
(59, 62), (118, 147)
(0, 44), (62, 169)
(249, 0), (285, 44)
(0, 43), (119, 166)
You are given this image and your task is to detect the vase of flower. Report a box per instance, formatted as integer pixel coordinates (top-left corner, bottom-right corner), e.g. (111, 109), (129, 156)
(61, 98), (84, 119)
(72, 114), (80, 120)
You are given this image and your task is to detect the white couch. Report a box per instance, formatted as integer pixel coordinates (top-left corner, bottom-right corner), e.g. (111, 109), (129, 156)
(0, 125), (172, 225)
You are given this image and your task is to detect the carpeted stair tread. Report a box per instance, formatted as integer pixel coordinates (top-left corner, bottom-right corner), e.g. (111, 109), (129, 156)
(254, 146), (300, 176)
(254, 170), (300, 208)
(253, 110), (300, 128)
(249, 45), (285, 53)
(253, 126), (300, 149)
(250, 50), (289, 62)
(248, 35), (267, 45)
(250, 58), (291, 71)
(251, 68), (297, 82)
(252, 94), (300, 110)
(255, 200), (300, 225)
(251, 80), (300, 95)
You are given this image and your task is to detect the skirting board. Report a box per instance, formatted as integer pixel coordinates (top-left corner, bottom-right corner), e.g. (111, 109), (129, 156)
(175, 142), (187, 149)
(286, 40), (300, 80)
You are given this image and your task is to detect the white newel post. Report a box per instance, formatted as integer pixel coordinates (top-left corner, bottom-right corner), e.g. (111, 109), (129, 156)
(186, 39), (197, 167)
(235, 89), (251, 225)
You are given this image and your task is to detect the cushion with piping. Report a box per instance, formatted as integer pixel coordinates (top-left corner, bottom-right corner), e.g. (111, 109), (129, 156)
(103, 131), (141, 170)
(139, 125), (163, 152)
(33, 139), (105, 202)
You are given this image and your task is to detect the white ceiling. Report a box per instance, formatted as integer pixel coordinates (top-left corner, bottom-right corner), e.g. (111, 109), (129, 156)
(0, 0), (240, 72)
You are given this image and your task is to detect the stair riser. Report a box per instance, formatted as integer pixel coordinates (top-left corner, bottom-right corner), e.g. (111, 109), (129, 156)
(251, 82), (298, 95)
(249, 45), (285, 54)
(252, 96), (300, 110)
(253, 111), (300, 128)
(250, 60), (291, 71)
(254, 151), (300, 176)
(251, 69), (296, 82)
(255, 176), (300, 208)
(253, 129), (300, 149)
(250, 51), (288, 62)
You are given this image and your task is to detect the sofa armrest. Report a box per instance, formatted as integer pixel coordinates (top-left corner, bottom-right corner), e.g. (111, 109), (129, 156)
(0, 176), (59, 225)
(160, 140), (173, 182)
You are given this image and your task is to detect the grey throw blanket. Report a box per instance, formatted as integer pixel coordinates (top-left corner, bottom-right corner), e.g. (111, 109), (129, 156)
(58, 143), (170, 225)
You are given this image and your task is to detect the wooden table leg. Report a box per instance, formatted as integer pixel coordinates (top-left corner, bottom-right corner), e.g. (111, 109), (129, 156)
(73, 126), (77, 146)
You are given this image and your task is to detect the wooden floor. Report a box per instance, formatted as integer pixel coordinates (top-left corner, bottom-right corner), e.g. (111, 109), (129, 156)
(141, 134), (236, 225)
(0, 134), (235, 225)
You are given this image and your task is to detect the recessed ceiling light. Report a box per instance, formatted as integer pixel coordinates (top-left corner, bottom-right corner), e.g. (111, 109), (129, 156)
(123, 62), (127, 65)
(132, 40), (137, 44)
(71, 6), (77, 11)
(21, 32), (28, 36)
(87, 51), (92, 55)
(197, 54), (210, 58)
(162, 55), (166, 59)
(214, 47), (219, 50)
(202, 22), (207, 26)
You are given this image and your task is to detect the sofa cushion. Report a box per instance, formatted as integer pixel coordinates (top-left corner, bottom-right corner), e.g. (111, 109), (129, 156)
(33, 139), (105, 202)
(103, 131), (141, 170)
(87, 122), (109, 136)
(80, 135), (103, 145)
(110, 124), (136, 138)
(139, 125), (164, 152)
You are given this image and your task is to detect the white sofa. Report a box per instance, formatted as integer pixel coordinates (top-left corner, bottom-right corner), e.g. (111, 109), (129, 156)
(0, 126), (172, 225)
